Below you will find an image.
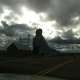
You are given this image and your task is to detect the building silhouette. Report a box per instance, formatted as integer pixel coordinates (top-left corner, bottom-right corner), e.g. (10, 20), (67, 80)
(7, 42), (32, 56)
(33, 28), (58, 55)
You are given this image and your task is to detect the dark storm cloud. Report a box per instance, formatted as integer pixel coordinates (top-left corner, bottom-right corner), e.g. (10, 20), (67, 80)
(48, 37), (80, 44)
(47, 0), (80, 26)
(53, 27), (79, 40)
(61, 29), (75, 39)
(25, 0), (51, 13)
(4, 16), (12, 20)
(4, 12), (19, 21)
(1, 21), (8, 28)
(0, 21), (35, 37)
(27, 0), (80, 26)
(0, 0), (80, 26)
(0, 8), (3, 14)
(0, 0), (24, 15)
(47, 28), (80, 44)
(0, 0), (51, 15)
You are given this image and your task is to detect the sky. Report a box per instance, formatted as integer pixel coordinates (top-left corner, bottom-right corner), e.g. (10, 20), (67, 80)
(0, 0), (80, 52)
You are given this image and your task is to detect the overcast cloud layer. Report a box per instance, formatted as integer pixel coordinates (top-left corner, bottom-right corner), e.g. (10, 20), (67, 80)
(0, 0), (80, 26)
(0, 0), (80, 51)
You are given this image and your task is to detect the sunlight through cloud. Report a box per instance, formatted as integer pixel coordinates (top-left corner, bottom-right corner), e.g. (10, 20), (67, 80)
(18, 7), (40, 26)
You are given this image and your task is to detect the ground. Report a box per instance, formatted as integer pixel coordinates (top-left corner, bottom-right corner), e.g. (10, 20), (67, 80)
(0, 55), (80, 80)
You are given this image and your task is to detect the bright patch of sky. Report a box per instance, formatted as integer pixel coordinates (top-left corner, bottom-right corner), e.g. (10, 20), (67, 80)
(0, 9), (11, 28)
(16, 7), (57, 39)
(37, 21), (56, 39)
(0, 9), (11, 22)
(17, 7), (40, 26)
(72, 16), (80, 21)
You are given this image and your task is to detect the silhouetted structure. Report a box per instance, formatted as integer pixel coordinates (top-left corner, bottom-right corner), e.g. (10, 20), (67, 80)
(7, 43), (32, 57)
(19, 34), (30, 46)
(33, 28), (58, 55)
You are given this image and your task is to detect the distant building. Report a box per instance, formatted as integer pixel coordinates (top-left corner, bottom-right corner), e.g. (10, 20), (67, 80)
(33, 28), (58, 56)
(7, 43), (32, 56)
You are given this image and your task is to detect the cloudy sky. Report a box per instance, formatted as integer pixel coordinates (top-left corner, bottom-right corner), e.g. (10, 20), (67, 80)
(0, 0), (80, 52)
